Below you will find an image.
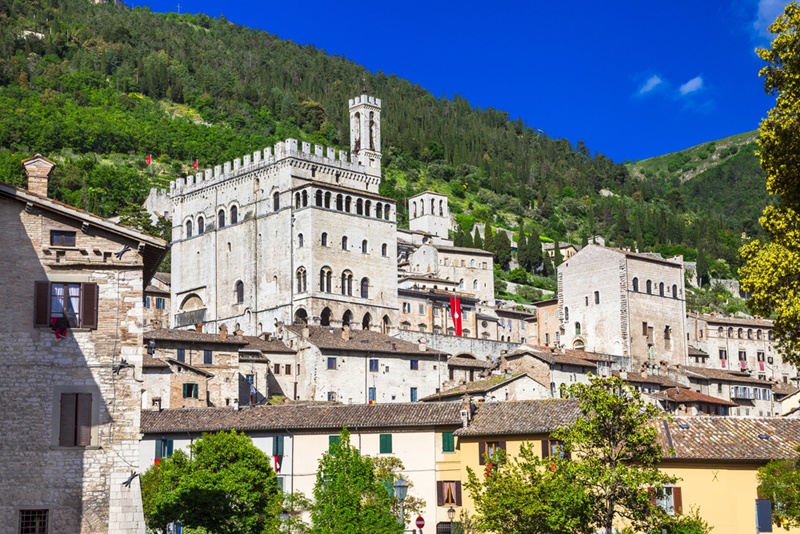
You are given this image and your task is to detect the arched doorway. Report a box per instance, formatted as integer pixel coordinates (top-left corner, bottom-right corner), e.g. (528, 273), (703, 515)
(342, 310), (353, 328)
(294, 308), (308, 325)
(382, 315), (390, 335)
(320, 307), (332, 327)
(362, 313), (372, 331)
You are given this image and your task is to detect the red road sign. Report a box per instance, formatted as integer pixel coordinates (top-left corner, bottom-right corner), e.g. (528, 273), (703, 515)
(415, 516), (425, 529)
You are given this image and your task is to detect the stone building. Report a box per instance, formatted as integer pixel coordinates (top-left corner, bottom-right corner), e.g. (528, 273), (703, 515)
(170, 95), (397, 337)
(558, 245), (687, 368)
(0, 156), (168, 533)
(143, 272), (170, 328)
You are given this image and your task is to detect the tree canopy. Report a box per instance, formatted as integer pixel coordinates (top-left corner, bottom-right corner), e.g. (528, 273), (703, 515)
(757, 446), (800, 529)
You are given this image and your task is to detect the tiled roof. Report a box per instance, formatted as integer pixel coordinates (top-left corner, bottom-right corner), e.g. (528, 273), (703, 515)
(613, 371), (683, 388)
(145, 285), (170, 296)
(420, 374), (542, 402)
(653, 387), (737, 407)
(447, 356), (490, 369)
(144, 329), (249, 346)
(495, 308), (535, 318)
(454, 399), (581, 437)
(166, 358), (214, 377)
(434, 244), (494, 256)
(153, 272), (172, 285)
(690, 313), (773, 328)
(140, 402), (463, 434)
(657, 417), (800, 462)
(507, 347), (598, 368)
(142, 354), (170, 368)
(288, 326), (448, 356)
(688, 346), (708, 357)
(241, 336), (296, 354)
(682, 366), (765, 385)
(773, 382), (800, 397)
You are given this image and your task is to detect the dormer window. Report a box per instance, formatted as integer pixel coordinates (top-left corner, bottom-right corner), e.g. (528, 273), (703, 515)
(50, 230), (76, 246)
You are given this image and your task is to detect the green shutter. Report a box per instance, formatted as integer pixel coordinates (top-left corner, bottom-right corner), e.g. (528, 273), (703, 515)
(442, 432), (455, 453)
(166, 439), (174, 457)
(273, 435), (285, 456)
(193, 383), (198, 398)
(155, 439), (163, 459)
(329, 435), (340, 452)
(380, 434), (392, 454)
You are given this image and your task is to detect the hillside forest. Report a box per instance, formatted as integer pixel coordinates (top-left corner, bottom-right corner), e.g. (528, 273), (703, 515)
(0, 0), (767, 313)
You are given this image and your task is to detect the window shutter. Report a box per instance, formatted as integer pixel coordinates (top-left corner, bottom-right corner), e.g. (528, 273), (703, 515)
(673, 486), (683, 515)
(436, 481), (444, 506)
(380, 434), (392, 454)
(273, 436), (284, 456)
(455, 481), (462, 506)
(192, 384), (198, 398)
(166, 439), (174, 457)
(155, 439), (163, 459)
(442, 431), (455, 453)
(59, 393), (77, 446)
(479, 442), (486, 465)
(498, 441), (506, 454)
(541, 439), (550, 458)
(34, 281), (50, 327)
(80, 282), (98, 329)
(648, 486), (656, 506)
(76, 393), (92, 446)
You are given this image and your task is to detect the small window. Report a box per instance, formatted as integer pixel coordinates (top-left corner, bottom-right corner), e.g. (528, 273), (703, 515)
(36, 281), (98, 330)
(177, 348), (186, 362)
(327, 357), (337, 370)
(218, 209), (225, 228)
(362, 239), (368, 254)
(203, 350), (212, 364)
(298, 233), (304, 248)
(382, 243), (388, 256)
(19, 510), (49, 534)
(672, 284), (678, 299)
(197, 216), (205, 235)
(185, 220), (193, 238)
(646, 280), (652, 294)
(410, 359), (419, 370)
(442, 431), (455, 453)
(642, 322), (648, 335)
(59, 392), (92, 446)
(143, 296), (151, 309)
(273, 191), (280, 211)
(182, 383), (199, 399)
(327, 392), (337, 402)
(659, 282), (665, 297)
(369, 359), (379, 372)
(419, 304), (425, 314)
(632, 277), (639, 292)
(410, 387), (418, 402)
(437, 481), (463, 506)
(50, 230), (76, 246)
(155, 297), (166, 309)
(719, 349), (727, 360)
(594, 291), (600, 304)
(321, 232), (328, 246)
(273, 363), (281, 375)
(360, 278), (369, 299)
(380, 433), (393, 454)
(329, 434), (340, 448)
(273, 435), (285, 456)
(285, 364), (292, 375)
(564, 307), (569, 321)
(369, 387), (377, 402)
(155, 437), (174, 460)
(230, 205), (238, 224)
(235, 281), (244, 304)
(575, 322), (581, 335)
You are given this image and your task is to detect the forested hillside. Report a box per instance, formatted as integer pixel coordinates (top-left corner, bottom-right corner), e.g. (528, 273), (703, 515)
(0, 0), (764, 310)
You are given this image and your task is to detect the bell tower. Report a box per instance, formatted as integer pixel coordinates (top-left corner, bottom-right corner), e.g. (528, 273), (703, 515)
(349, 95), (382, 178)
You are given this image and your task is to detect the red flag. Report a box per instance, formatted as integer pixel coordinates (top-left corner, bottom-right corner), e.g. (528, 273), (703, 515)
(146, 154), (152, 165)
(193, 159), (198, 170)
(449, 296), (462, 337)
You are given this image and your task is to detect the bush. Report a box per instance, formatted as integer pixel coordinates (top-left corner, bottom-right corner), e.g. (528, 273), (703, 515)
(507, 267), (529, 284)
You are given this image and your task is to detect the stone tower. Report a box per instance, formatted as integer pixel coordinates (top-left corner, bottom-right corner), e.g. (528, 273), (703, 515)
(349, 95), (382, 178)
(408, 191), (450, 239)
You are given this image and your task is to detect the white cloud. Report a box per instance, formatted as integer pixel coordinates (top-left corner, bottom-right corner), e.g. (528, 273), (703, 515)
(754, 0), (788, 40)
(679, 76), (704, 96)
(638, 75), (663, 95)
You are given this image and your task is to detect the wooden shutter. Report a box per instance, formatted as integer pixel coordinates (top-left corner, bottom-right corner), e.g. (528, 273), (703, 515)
(478, 441), (486, 465)
(155, 439), (163, 459)
(542, 439), (550, 458)
(166, 439), (173, 457)
(34, 281), (50, 327)
(648, 487), (656, 506)
(436, 481), (444, 506)
(673, 486), (683, 515)
(80, 283), (98, 329)
(498, 441), (507, 458)
(443, 431), (455, 453)
(380, 434), (392, 454)
(76, 393), (92, 446)
(454, 481), (462, 506)
(59, 393), (77, 446)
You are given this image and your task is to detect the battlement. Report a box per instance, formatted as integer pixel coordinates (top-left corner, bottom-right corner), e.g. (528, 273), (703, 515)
(170, 138), (368, 195)
(349, 94), (381, 108)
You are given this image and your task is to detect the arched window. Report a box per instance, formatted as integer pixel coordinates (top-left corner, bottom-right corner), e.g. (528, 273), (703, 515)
(728, 327), (734, 337)
(235, 281), (244, 304)
(575, 322), (581, 335)
(320, 267), (332, 293)
(296, 268), (307, 293)
(185, 220), (193, 238)
(316, 190), (323, 207)
(342, 310), (353, 327)
(342, 236), (348, 251)
(594, 291), (600, 304)
(321, 233), (328, 246)
(361, 240), (368, 254)
(718, 327), (723, 337)
(381, 243), (388, 257)
(757, 329), (762, 340)
(376, 202), (383, 218)
(632, 277), (639, 292)
(320, 308), (332, 327)
(646, 280), (652, 294)
(430, 198), (435, 214)
(384, 205), (390, 220)
(273, 191), (280, 211)
(298, 233), (304, 248)
(672, 284), (678, 299)
(365, 200), (371, 217)
(302, 190), (308, 207)
(412, 202), (417, 218)
(197, 216), (205, 235)
(362, 313), (371, 331)
(738, 328), (743, 338)
(439, 200), (444, 216)
(295, 193), (301, 209)
(473, 279), (479, 290)
(565, 307), (570, 321)
(470, 259), (475, 268)
(230, 205), (238, 224)
(360, 277), (370, 299)
(357, 198), (363, 215)
(345, 196), (352, 212)
(341, 271), (353, 296)
(382, 315), (390, 335)
(747, 329), (753, 339)
(324, 192), (331, 208)
(294, 308), (308, 325)
(458, 279), (465, 289)
(218, 209), (225, 228)
(659, 282), (664, 297)
(336, 194), (343, 211)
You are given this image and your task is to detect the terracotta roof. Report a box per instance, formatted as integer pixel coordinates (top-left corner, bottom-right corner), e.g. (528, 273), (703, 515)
(657, 417), (800, 462)
(454, 399), (581, 437)
(434, 244), (494, 257)
(688, 346), (709, 357)
(542, 241), (580, 251)
(773, 382), (800, 397)
(581, 245), (681, 268)
(142, 354), (170, 368)
(421, 374), (543, 402)
(140, 402), (463, 434)
(682, 366), (765, 385)
(241, 336), (296, 354)
(613, 371), (683, 388)
(690, 313), (773, 328)
(447, 356), (490, 369)
(506, 347), (598, 368)
(653, 387), (737, 407)
(166, 358), (214, 377)
(495, 308), (535, 318)
(153, 272), (172, 285)
(144, 329), (249, 346)
(145, 285), (170, 296)
(288, 326), (448, 356)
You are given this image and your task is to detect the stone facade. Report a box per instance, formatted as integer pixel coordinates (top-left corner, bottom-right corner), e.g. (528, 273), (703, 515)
(143, 272), (170, 328)
(0, 158), (167, 534)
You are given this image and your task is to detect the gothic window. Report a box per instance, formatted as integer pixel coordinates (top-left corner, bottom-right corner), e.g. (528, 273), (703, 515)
(341, 271), (353, 296)
(672, 284), (678, 298)
(320, 267), (332, 293)
(362, 240), (368, 254)
(273, 192), (280, 211)
(302, 190), (308, 207)
(343, 310), (353, 327)
(235, 281), (244, 304)
(646, 280), (652, 294)
(185, 220), (193, 238)
(365, 200), (372, 217)
(362, 313), (371, 331)
(336, 194), (343, 211)
(316, 190), (323, 207)
(197, 216), (204, 235)
(321, 232), (328, 246)
(360, 277), (370, 299)
(376, 202), (383, 218)
(632, 277), (639, 292)
(575, 322), (581, 335)
(659, 282), (665, 296)
(218, 209), (225, 228)
(295, 193), (301, 209)
(345, 196), (352, 212)
(357, 198), (363, 215)
(342, 236), (348, 251)
(296, 268), (307, 293)
(230, 205), (238, 224)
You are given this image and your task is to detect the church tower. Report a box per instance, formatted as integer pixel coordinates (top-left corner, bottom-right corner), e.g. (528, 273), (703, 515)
(409, 191), (450, 239)
(349, 95), (382, 178)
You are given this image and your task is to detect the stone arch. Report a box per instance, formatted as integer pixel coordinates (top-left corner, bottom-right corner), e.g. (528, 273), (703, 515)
(180, 293), (204, 311)
(342, 310), (353, 327)
(382, 315), (391, 334)
(362, 312), (372, 331)
(218, 208), (226, 228)
(345, 196), (352, 212)
(320, 307), (333, 327)
(230, 204), (238, 224)
(294, 308), (308, 325)
(316, 190), (323, 206)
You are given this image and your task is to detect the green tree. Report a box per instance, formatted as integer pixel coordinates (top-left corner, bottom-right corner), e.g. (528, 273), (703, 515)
(473, 228), (484, 250)
(740, 2), (800, 362)
(528, 231), (544, 273)
(463, 226), (474, 248)
(517, 228), (529, 269)
(552, 377), (677, 534)
(757, 447), (800, 529)
(484, 223), (495, 256)
(312, 429), (401, 534)
(495, 230), (512, 269)
(553, 242), (564, 267)
(141, 430), (282, 534)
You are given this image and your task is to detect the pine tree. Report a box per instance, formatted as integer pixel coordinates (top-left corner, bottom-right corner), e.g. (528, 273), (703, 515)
(495, 230), (512, 270)
(473, 228), (484, 250)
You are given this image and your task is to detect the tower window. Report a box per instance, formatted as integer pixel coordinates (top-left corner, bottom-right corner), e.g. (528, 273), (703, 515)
(273, 192), (280, 211)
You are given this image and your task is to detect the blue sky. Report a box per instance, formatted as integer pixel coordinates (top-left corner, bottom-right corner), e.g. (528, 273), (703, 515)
(133, 0), (789, 162)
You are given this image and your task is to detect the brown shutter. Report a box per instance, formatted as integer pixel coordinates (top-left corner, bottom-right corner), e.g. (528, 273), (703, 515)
(498, 441), (507, 461)
(673, 486), (683, 515)
(76, 393), (92, 446)
(455, 481), (462, 506)
(80, 283), (98, 329)
(479, 442), (486, 465)
(34, 281), (50, 327)
(436, 481), (444, 506)
(59, 393), (77, 446)
(542, 439), (550, 457)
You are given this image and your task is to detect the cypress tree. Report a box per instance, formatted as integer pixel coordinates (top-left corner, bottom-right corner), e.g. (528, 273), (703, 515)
(463, 227), (474, 248)
(453, 226), (464, 247)
(517, 229), (529, 269)
(528, 231), (544, 273)
(495, 230), (512, 270)
(473, 228), (484, 250)
(553, 242), (564, 267)
(484, 223), (495, 255)
(543, 251), (555, 277)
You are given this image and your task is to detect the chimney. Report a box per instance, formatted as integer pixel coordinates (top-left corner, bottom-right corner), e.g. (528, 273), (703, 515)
(418, 337), (427, 352)
(500, 350), (508, 373)
(219, 324), (228, 339)
(195, 322), (203, 333)
(620, 369), (628, 380)
(302, 326), (310, 339)
(460, 395), (473, 427)
(341, 325), (350, 341)
(22, 154), (55, 197)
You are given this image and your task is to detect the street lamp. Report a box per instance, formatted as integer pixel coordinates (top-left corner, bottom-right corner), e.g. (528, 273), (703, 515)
(394, 476), (408, 527)
(447, 505), (455, 532)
